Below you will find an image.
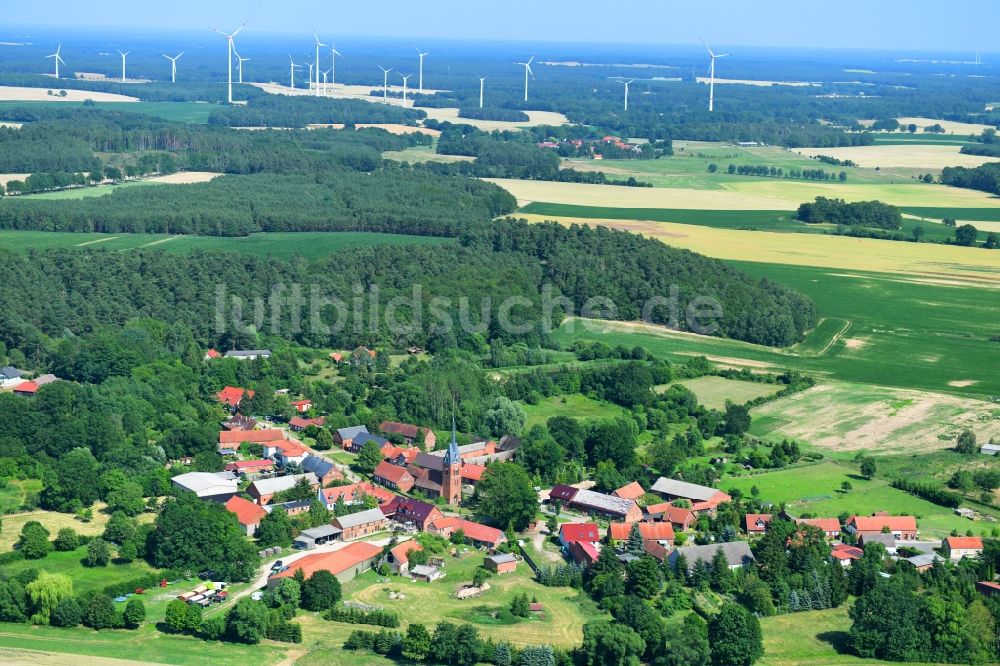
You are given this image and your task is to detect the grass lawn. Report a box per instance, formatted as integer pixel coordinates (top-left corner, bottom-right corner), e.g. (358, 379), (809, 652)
(0, 230), (453, 261)
(0, 547), (155, 594)
(0, 100), (214, 123)
(669, 376), (782, 410)
(520, 394), (627, 429)
(723, 460), (995, 539)
(332, 550), (606, 648)
(0, 478), (42, 514)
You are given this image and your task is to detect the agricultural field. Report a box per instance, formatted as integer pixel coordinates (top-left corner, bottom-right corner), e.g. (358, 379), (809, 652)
(382, 144), (476, 164)
(521, 394), (627, 429)
(0, 505), (154, 552)
(792, 144), (997, 171)
(418, 107), (570, 131)
(0, 86), (138, 103)
(0, 100), (214, 123)
(895, 116), (997, 135)
(0, 230), (453, 260)
(671, 376), (782, 410)
(723, 461), (996, 539)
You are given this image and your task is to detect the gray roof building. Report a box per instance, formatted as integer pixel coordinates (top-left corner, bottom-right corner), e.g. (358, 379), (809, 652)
(249, 473), (318, 497)
(487, 553), (517, 565)
(171, 472), (239, 500)
(333, 508), (387, 530)
(225, 349), (272, 359)
(650, 478), (721, 502)
(302, 455), (337, 479)
(336, 425), (369, 441)
(669, 541), (755, 571)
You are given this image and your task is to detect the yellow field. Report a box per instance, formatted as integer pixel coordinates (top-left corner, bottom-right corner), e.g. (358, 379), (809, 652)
(694, 77), (818, 87)
(0, 505), (155, 551)
(793, 144), (998, 170)
(144, 171), (222, 184)
(0, 173), (30, 187)
(896, 116), (996, 135)
(0, 86), (137, 103)
(518, 213), (1000, 284)
(419, 107), (570, 131)
(488, 177), (1000, 209)
(306, 123), (441, 136)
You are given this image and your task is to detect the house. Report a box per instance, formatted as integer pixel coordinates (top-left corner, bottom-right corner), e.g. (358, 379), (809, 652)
(745, 513), (772, 535)
(422, 439), (497, 463)
(382, 444), (420, 466)
(485, 553), (517, 574)
(0, 366), (25, 388)
(426, 517), (506, 551)
(301, 455), (343, 486)
(265, 499), (311, 517)
(294, 525), (342, 549)
(329, 352), (344, 363)
(289, 416), (325, 432)
(334, 508), (389, 540)
(380, 496), (444, 531)
(204, 349), (222, 360)
(567, 540), (601, 567)
(559, 523), (601, 549)
(224, 349), (271, 360)
(383, 540), (422, 575)
(943, 536), (983, 561)
(219, 429), (285, 446)
(247, 473), (319, 505)
(410, 565), (443, 582)
(171, 471), (238, 502)
(906, 552), (939, 572)
(668, 541), (755, 572)
(12, 381), (38, 396)
(373, 461), (416, 493)
(650, 478), (731, 515)
(405, 426), (464, 505)
(846, 514), (918, 539)
(858, 532), (897, 555)
(460, 463), (486, 485)
(268, 541), (382, 585)
(318, 482), (396, 510)
(613, 482), (645, 501)
(262, 440), (309, 467)
(225, 496), (268, 537)
(380, 421), (436, 450)
(334, 425), (369, 449)
(643, 540), (671, 563)
(979, 444), (1000, 456)
(608, 521), (675, 545)
(559, 487), (642, 523)
(831, 543), (864, 567)
(795, 517), (842, 539)
(223, 459), (275, 479)
(217, 386), (254, 409)
(222, 413), (257, 431)
(290, 399), (312, 414)
(645, 503), (697, 531)
(347, 432), (390, 454)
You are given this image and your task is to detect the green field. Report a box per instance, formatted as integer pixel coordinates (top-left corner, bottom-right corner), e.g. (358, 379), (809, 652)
(872, 133), (975, 146)
(521, 394), (627, 429)
(902, 206), (1000, 222)
(0, 230), (453, 260)
(0, 478), (42, 514)
(724, 461), (993, 539)
(0, 101), (214, 123)
(13, 180), (161, 200)
(0, 547), (154, 594)
(671, 376), (782, 410)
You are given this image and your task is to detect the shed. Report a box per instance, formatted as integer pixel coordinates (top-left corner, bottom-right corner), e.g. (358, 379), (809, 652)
(484, 553), (517, 574)
(293, 525), (342, 549)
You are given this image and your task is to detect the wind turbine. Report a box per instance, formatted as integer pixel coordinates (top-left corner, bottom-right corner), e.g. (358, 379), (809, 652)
(516, 56), (534, 103)
(330, 43), (342, 87)
(305, 58), (314, 91)
(117, 49), (130, 83)
(702, 40), (731, 112)
(211, 21), (247, 105)
(616, 78), (634, 111)
(399, 73), (412, 107)
(46, 43), (65, 79)
(233, 47), (249, 84)
(288, 55), (302, 88)
(163, 52), (183, 83)
(312, 30), (327, 96)
(478, 75), (486, 109)
(415, 47), (429, 93)
(378, 65), (393, 103)
(320, 69), (330, 95)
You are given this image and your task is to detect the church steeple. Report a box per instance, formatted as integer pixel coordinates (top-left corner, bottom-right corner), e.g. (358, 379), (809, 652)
(443, 414), (461, 465)
(441, 414), (462, 506)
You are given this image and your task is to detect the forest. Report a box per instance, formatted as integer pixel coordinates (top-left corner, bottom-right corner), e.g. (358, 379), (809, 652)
(940, 163), (1000, 195)
(795, 197), (902, 230)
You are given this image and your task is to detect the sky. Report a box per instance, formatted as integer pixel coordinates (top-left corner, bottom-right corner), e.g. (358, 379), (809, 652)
(6, 0), (998, 52)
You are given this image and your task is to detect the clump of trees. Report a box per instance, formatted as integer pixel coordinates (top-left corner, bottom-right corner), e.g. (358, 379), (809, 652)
(796, 197), (902, 230)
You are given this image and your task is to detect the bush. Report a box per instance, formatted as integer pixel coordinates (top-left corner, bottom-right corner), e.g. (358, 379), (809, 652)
(83, 538), (111, 567)
(199, 615), (227, 640)
(50, 597), (83, 627)
(326, 605), (400, 627)
(53, 528), (80, 551)
(266, 619), (303, 643)
(82, 593), (118, 630)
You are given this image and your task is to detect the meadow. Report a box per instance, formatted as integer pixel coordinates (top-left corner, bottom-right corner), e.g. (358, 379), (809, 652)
(0, 478), (41, 514)
(0, 547), (155, 594)
(521, 394), (627, 429)
(671, 376), (782, 410)
(0, 230), (453, 260)
(0, 100), (215, 123)
(0, 505), (153, 552)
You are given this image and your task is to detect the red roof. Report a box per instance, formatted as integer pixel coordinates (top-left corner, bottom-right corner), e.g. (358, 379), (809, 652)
(389, 540), (422, 565)
(219, 429), (285, 444)
(569, 540), (600, 565)
(217, 386), (253, 407)
(224, 459), (274, 471)
(225, 496), (267, 526)
(329, 352), (344, 362)
(321, 482), (395, 505)
(745, 514), (773, 531)
(831, 544), (863, 560)
(12, 381), (38, 394)
(848, 515), (917, 533)
(646, 503), (695, 526)
(795, 518), (841, 534)
(380, 421), (422, 439)
(945, 536), (983, 550)
(374, 460), (413, 484)
(290, 416), (325, 429)
(560, 522), (601, 544)
(608, 521), (675, 542)
(267, 440), (307, 457)
(429, 516), (504, 546)
(461, 463), (486, 482)
(270, 541), (381, 581)
(205, 349), (221, 359)
(613, 482), (645, 500)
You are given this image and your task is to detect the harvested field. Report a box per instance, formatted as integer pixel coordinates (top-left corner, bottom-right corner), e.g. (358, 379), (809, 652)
(794, 144), (998, 170)
(0, 504), (154, 552)
(0, 173), (30, 187)
(421, 107), (569, 131)
(674, 376), (782, 410)
(896, 116), (997, 135)
(0, 85), (138, 102)
(0, 122), (22, 129)
(694, 77), (818, 87)
(143, 171), (222, 184)
(306, 123), (440, 136)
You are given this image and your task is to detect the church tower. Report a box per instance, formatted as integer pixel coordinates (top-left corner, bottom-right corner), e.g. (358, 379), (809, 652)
(442, 416), (462, 506)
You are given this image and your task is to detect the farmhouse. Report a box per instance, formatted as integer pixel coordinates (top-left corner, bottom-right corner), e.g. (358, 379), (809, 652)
(426, 516), (506, 550)
(269, 541), (382, 585)
(301, 454), (343, 486)
(0, 366), (25, 388)
(650, 478), (731, 515)
(668, 541), (755, 572)
(266, 499), (312, 517)
(745, 513), (772, 535)
(380, 421), (436, 450)
(224, 496), (268, 536)
(567, 540), (601, 567)
(319, 482), (396, 509)
(607, 521), (675, 545)
(223, 459), (275, 479)
(373, 460), (416, 492)
(831, 543), (864, 567)
(559, 522), (601, 549)
(347, 431), (390, 453)
(943, 536), (983, 561)
(549, 485), (642, 522)
(12, 381), (38, 396)
(382, 444), (421, 466)
(294, 525), (342, 549)
(289, 416), (325, 431)
(224, 349), (271, 360)
(171, 471), (238, 502)
(613, 482), (645, 501)
(795, 517), (842, 539)
(222, 413), (257, 431)
(247, 473), (319, 505)
(262, 439), (309, 467)
(858, 532), (897, 554)
(290, 399), (312, 413)
(846, 514), (918, 539)
(219, 429), (285, 446)
(333, 507), (389, 540)
(380, 496), (444, 531)
(216, 386), (253, 409)
(334, 425), (369, 449)
(485, 553), (517, 574)
(382, 540), (422, 575)
(645, 502), (697, 531)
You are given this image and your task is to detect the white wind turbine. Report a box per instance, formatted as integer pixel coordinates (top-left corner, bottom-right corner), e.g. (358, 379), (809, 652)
(117, 49), (130, 82)
(415, 47), (429, 93)
(288, 55), (302, 88)
(234, 47), (249, 84)
(617, 78), (634, 111)
(211, 21), (247, 104)
(312, 30), (327, 96)
(702, 40), (732, 112)
(478, 75), (486, 109)
(305, 58), (314, 91)
(516, 55), (534, 103)
(320, 69), (330, 95)
(46, 43), (65, 79)
(330, 43), (342, 88)
(163, 52), (183, 83)
(378, 65), (393, 103)
(399, 73), (412, 107)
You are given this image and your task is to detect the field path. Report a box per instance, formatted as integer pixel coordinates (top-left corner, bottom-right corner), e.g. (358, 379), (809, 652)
(76, 236), (118, 247)
(139, 236), (182, 247)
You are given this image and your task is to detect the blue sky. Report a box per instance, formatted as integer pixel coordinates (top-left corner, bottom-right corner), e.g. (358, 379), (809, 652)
(7, 0), (998, 51)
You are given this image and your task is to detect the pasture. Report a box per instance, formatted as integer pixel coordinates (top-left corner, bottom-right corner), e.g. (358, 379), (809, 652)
(521, 394), (627, 429)
(671, 376), (782, 410)
(0, 100), (214, 123)
(0, 230), (453, 260)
